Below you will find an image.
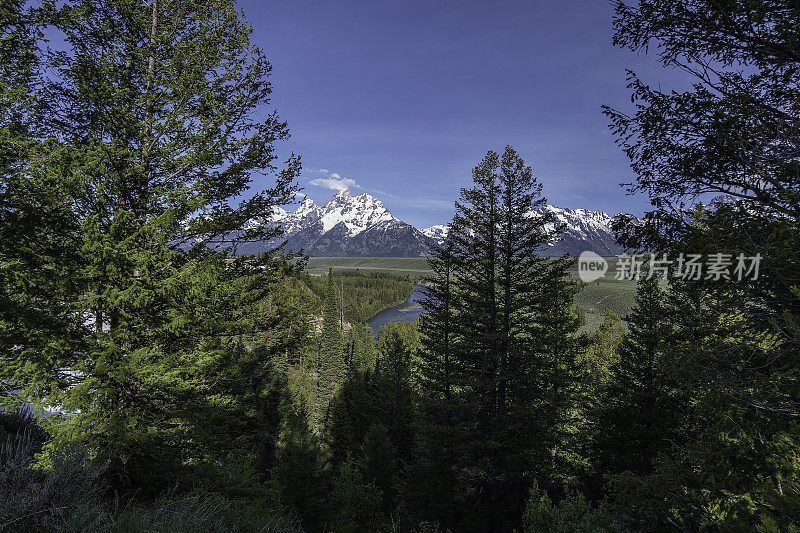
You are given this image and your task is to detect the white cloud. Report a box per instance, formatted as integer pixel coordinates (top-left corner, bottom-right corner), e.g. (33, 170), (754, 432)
(309, 177), (360, 192)
(319, 168), (330, 174)
(330, 173), (340, 179)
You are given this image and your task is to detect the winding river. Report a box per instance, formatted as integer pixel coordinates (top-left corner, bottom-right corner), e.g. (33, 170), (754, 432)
(367, 284), (426, 335)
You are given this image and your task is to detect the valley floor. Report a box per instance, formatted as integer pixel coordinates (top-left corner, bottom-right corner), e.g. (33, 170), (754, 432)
(305, 257), (638, 331)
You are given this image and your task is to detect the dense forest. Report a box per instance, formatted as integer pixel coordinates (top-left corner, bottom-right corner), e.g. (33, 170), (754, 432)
(1, 0), (799, 531)
(303, 270), (414, 324)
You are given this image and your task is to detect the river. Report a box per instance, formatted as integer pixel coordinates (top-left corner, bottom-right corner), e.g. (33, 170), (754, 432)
(367, 284), (426, 335)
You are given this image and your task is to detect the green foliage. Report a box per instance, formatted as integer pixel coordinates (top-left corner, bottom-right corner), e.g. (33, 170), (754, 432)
(1, 436), (295, 532)
(415, 146), (588, 530)
(304, 268), (414, 323)
(317, 267), (346, 426)
(4, 0), (799, 529)
(522, 483), (616, 533)
(346, 321), (378, 373)
(270, 401), (327, 532)
(601, 1), (800, 530)
(325, 321), (418, 528)
(590, 277), (687, 482)
(373, 323), (417, 472)
(583, 310), (625, 388)
(305, 258), (639, 332)
(0, 0), (302, 494)
(330, 457), (385, 532)
(574, 278), (637, 332)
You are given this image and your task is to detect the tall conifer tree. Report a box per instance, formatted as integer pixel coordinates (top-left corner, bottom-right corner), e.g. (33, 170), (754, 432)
(604, 2), (800, 528)
(0, 0), (300, 489)
(591, 276), (678, 478)
(418, 146), (585, 530)
(318, 267), (345, 422)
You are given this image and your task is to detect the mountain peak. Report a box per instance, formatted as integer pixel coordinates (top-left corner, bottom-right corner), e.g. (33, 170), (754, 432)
(243, 191), (626, 258)
(295, 197), (319, 217)
(422, 224), (450, 243)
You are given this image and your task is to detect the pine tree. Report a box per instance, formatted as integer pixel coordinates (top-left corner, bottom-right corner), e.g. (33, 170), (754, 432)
(318, 267), (346, 425)
(413, 233), (460, 528)
(0, 0), (300, 490)
(584, 310), (625, 388)
(495, 146), (587, 492)
(0, 2), (84, 410)
(604, 2), (800, 528)
(374, 323), (416, 467)
(270, 400), (328, 531)
(329, 454), (385, 531)
(192, 274), (316, 490)
(591, 277), (676, 479)
(418, 146), (585, 530)
(346, 321), (377, 373)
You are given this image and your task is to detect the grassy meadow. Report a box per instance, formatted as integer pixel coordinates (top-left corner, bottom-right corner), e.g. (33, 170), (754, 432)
(303, 257), (432, 280)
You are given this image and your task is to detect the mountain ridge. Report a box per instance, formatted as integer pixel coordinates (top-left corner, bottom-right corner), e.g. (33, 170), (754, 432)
(243, 188), (628, 257)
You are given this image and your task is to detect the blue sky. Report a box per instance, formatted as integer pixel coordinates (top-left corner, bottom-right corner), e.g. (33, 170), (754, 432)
(245, 0), (693, 228)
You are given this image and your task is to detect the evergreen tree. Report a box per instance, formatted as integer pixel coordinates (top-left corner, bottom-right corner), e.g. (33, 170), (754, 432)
(346, 321), (377, 373)
(532, 268), (588, 489)
(373, 323), (416, 469)
(607, 0), (800, 417)
(604, 1), (800, 528)
(318, 267), (345, 423)
(325, 366), (374, 469)
(360, 422), (397, 517)
(0, 2), (84, 412)
(325, 321), (417, 521)
(270, 400), (328, 532)
(329, 454), (385, 532)
(591, 277), (680, 480)
(192, 273), (316, 492)
(0, 0), (300, 491)
(583, 310), (625, 387)
(418, 146), (585, 530)
(323, 320), (377, 468)
(413, 234), (461, 528)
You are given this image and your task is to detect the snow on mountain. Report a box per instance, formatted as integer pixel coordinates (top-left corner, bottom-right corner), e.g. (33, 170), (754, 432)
(541, 205), (614, 237)
(241, 188), (433, 257)
(422, 224), (450, 244)
(317, 188), (398, 235)
(538, 205), (624, 257)
(240, 189), (627, 257)
(422, 206), (625, 256)
(270, 188), (400, 239)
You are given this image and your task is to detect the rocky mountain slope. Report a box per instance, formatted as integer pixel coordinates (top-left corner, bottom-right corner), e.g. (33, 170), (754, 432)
(242, 188), (433, 257)
(242, 188), (627, 257)
(423, 205), (626, 257)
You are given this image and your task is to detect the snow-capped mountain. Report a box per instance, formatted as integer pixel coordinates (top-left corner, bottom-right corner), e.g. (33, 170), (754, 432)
(241, 188), (434, 257)
(421, 225), (449, 243)
(421, 206), (626, 257)
(240, 189), (627, 257)
(540, 205), (625, 256)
